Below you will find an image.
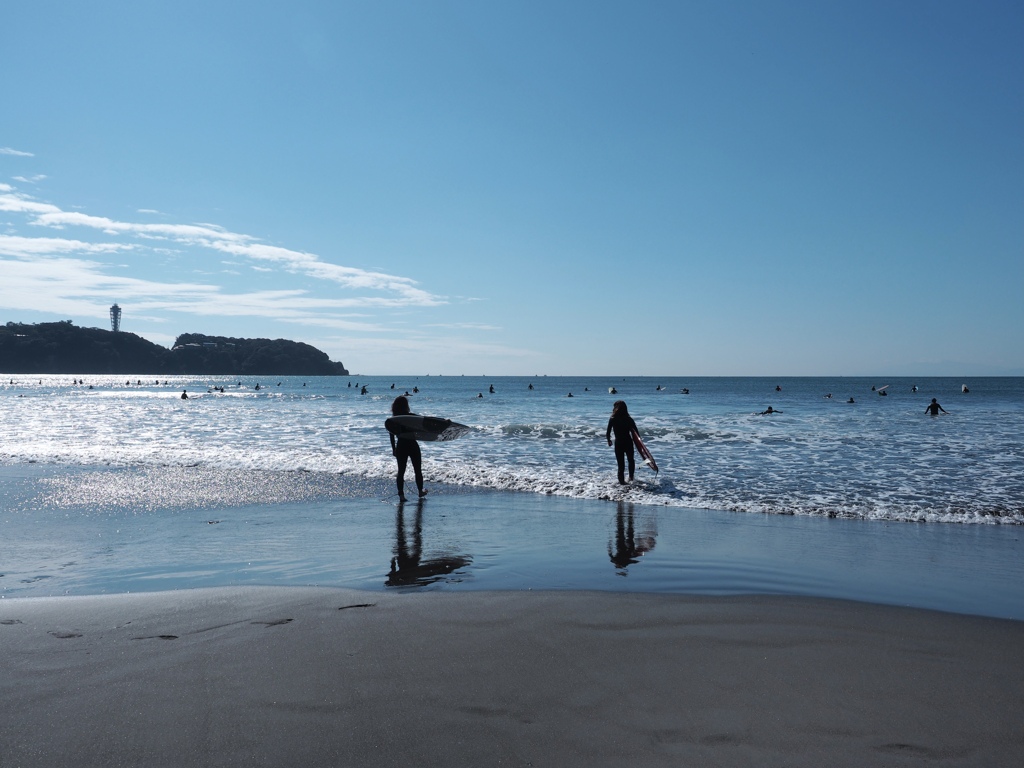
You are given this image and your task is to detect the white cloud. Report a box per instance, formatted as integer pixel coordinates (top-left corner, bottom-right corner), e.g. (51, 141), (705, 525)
(0, 147), (34, 157)
(426, 322), (501, 331)
(0, 190), (61, 216)
(0, 234), (131, 258)
(0, 186), (444, 306)
(0, 182), (488, 366)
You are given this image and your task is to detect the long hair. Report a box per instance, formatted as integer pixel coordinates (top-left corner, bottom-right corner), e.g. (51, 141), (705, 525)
(391, 395), (411, 416)
(611, 400), (629, 418)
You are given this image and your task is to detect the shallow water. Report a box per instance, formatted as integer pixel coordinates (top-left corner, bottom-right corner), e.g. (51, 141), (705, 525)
(2, 464), (1021, 619)
(1, 375), (1021, 523)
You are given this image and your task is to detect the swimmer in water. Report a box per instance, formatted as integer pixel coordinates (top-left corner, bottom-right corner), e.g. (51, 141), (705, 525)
(925, 398), (947, 416)
(758, 406), (782, 415)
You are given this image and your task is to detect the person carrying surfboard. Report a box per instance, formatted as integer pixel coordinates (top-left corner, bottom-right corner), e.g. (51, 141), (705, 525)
(388, 395), (427, 502)
(606, 400), (639, 485)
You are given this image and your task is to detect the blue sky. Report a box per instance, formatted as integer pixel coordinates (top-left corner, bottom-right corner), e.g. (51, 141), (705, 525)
(2, 1), (1021, 375)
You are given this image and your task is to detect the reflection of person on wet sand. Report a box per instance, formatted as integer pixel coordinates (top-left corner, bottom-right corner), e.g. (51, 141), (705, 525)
(386, 500), (472, 587)
(608, 502), (656, 574)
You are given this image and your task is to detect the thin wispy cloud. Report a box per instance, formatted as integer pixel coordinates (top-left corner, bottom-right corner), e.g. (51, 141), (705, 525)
(0, 188), (442, 305)
(1, 185), (448, 331)
(0, 235), (131, 257)
(427, 322), (502, 331)
(0, 147), (34, 157)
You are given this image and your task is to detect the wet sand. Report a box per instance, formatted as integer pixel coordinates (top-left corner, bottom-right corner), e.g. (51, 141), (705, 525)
(2, 586), (1022, 767)
(4, 464), (1023, 619)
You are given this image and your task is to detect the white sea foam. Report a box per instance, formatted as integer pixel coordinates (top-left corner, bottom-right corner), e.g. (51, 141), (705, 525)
(1, 375), (1022, 523)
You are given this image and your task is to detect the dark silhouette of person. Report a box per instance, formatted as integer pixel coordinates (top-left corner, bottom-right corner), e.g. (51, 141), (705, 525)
(606, 400), (639, 485)
(758, 406), (782, 415)
(181, 389), (188, 400)
(489, 384), (495, 394)
(387, 395), (426, 502)
(925, 398), (948, 416)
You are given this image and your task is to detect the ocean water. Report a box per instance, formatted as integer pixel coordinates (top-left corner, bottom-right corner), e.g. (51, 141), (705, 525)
(1, 374), (1021, 524)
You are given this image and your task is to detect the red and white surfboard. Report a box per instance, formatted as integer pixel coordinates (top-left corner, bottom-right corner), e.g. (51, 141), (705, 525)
(630, 429), (658, 473)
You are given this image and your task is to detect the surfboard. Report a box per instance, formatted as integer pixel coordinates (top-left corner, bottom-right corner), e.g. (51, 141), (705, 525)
(385, 414), (471, 442)
(630, 428), (658, 473)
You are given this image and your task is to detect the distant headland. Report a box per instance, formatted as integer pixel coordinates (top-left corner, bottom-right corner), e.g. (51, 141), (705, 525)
(0, 321), (349, 376)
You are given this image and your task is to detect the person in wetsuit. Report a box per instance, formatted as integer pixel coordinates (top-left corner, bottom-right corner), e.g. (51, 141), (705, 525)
(925, 398), (948, 416)
(606, 400), (639, 485)
(388, 395), (426, 502)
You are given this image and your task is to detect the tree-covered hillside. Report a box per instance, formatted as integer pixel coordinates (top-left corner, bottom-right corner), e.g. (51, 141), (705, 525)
(170, 333), (348, 376)
(0, 322), (348, 375)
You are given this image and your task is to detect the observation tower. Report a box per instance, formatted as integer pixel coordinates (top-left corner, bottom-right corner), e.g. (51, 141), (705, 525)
(110, 303), (121, 333)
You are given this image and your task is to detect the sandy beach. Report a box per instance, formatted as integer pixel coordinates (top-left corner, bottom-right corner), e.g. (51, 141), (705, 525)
(2, 586), (1022, 767)
(3, 462), (1023, 765)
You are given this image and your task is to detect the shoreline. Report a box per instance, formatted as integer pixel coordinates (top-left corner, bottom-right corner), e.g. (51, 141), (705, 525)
(3, 586), (1022, 767)
(3, 463), (1022, 620)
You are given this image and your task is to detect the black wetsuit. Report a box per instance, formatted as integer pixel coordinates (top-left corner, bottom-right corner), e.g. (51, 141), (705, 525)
(389, 417), (424, 499)
(606, 412), (638, 484)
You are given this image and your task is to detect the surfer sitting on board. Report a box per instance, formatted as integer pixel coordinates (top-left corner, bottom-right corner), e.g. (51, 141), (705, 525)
(389, 395), (427, 502)
(606, 400), (639, 485)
